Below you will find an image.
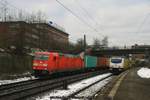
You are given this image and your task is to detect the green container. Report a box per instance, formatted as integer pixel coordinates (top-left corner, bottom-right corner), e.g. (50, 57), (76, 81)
(84, 55), (97, 68)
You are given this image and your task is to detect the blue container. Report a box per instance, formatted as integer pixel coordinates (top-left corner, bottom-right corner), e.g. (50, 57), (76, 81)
(84, 55), (97, 68)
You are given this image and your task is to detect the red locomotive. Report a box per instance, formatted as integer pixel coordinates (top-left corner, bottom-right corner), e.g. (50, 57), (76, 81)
(32, 52), (84, 76)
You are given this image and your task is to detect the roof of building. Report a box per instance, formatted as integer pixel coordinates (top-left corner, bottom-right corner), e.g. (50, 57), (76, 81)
(0, 21), (69, 36)
(31, 22), (69, 36)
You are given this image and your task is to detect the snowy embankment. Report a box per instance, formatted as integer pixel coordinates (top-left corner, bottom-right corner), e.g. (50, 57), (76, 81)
(137, 67), (150, 78)
(76, 77), (111, 98)
(0, 76), (35, 85)
(36, 73), (112, 100)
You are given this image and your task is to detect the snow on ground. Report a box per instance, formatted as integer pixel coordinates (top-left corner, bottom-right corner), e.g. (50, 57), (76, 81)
(36, 73), (112, 100)
(76, 77), (112, 98)
(137, 67), (150, 79)
(0, 76), (35, 85)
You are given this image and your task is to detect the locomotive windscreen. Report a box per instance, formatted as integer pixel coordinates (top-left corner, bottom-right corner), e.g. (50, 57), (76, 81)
(111, 59), (122, 63)
(34, 54), (49, 60)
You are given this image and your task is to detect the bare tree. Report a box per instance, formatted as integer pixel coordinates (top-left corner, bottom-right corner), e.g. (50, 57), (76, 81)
(0, 0), (9, 21)
(92, 38), (101, 49)
(36, 10), (45, 23)
(18, 10), (24, 21)
(73, 38), (86, 53)
(0, 0), (47, 22)
(102, 36), (108, 48)
(28, 12), (36, 23)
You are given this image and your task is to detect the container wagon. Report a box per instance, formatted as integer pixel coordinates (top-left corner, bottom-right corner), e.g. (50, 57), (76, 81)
(84, 55), (97, 70)
(97, 57), (109, 69)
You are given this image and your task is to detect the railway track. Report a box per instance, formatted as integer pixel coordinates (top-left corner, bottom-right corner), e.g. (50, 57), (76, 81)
(70, 74), (112, 100)
(49, 73), (112, 100)
(0, 70), (108, 100)
(0, 78), (39, 92)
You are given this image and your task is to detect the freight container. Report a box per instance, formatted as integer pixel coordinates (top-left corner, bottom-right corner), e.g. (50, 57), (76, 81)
(97, 57), (109, 68)
(84, 55), (97, 68)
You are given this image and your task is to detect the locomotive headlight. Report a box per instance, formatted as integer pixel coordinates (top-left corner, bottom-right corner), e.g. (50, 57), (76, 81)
(43, 64), (48, 67)
(44, 67), (47, 70)
(33, 66), (36, 69)
(33, 63), (38, 66)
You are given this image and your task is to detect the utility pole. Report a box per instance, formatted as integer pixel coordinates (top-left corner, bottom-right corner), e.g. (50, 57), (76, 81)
(145, 48), (150, 66)
(84, 34), (86, 52)
(84, 34), (86, 66)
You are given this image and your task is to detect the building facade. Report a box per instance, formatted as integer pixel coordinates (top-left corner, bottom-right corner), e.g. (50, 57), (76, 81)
(0, 21), (69, 52)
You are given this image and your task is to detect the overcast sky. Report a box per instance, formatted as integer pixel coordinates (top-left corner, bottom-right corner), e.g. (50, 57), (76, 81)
(8, 0), (150, 46)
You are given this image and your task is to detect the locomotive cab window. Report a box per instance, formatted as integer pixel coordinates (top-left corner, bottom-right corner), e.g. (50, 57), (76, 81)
(34, 55), (49, 60)
(111, 59), (122, 63)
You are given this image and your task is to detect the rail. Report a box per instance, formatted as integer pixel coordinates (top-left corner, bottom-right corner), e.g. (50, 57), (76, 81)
(0, 70), (109, 100)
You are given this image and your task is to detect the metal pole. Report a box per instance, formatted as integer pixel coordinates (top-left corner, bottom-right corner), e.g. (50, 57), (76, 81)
(84, 34), (86, 67)
(84, 34), (86, 52)
(63, 80), (68, 89)
(148, 51), (150, 67)
(145, 48), (150, 67)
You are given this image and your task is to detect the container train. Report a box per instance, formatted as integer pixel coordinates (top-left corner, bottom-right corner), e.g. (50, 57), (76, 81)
(32, 52), (132, 76)
(32, 52), (109, 76)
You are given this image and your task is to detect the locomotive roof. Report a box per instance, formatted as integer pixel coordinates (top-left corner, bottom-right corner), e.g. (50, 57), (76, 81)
(35, 52), (80, 57)
(35, 52), (51, 55)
